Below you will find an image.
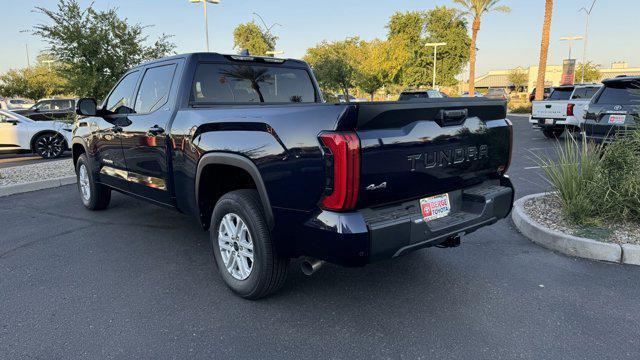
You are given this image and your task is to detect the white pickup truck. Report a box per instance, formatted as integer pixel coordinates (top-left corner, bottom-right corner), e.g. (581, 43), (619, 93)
(529, 84), (601, 138)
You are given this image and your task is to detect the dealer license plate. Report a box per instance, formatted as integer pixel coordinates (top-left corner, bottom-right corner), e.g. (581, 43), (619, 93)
(420, 193), (451, 221)
(608, 115), (626, 124)
(544, 119), (554, 125)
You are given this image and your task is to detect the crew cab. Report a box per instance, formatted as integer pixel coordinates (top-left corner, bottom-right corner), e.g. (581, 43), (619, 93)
(72, 53), (514, 299)
(530, 84), (601, 138)
(582, 76), (639, 143)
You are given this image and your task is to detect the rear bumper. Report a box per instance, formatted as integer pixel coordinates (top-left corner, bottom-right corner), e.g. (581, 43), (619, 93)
(290, 177), (514, 267)
(529, 116), (568, 129)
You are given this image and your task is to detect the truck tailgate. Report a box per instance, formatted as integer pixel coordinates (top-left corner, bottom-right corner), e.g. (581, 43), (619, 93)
(532, 101), (567, 119)
(351, 99), (511, 208)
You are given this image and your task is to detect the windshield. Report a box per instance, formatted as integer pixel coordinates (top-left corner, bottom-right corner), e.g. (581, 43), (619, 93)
(548, 88), (573, 100)
(571, 87), (600, 99)
(595, 81), (640, 105)
(192, 63), (317, 104)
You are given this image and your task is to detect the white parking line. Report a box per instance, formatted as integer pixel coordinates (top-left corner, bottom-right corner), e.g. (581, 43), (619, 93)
(524, 166), (548, 170)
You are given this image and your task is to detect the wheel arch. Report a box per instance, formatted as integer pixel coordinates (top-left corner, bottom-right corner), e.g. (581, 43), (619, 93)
(30, 130), (69, 152)
(196, 152), (274, 231)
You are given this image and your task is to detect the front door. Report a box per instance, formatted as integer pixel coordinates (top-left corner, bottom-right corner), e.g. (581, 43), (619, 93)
(120, 62), (179, 204)
(95, 70), (141, 190)
(0, 112), (28, 151)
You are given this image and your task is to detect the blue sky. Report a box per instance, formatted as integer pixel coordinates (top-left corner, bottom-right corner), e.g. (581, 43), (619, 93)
(1, 0), (639, 76)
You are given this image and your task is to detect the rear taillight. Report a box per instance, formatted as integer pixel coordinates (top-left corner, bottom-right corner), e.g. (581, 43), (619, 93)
(499, 119), (513, 175)
(567, 103), (575, 116)
(318, 132), (360, 211)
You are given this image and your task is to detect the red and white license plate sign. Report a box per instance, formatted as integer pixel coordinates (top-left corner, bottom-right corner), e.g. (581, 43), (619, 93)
(420, 194), (451, 221)
(608, 115), (626, 124)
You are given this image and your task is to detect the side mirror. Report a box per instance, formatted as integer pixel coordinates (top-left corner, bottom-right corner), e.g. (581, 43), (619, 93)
(76, 98), (97, 116)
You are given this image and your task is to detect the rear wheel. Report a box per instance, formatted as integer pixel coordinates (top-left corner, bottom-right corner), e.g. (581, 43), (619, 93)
(76, 154), (111, 210)
(543, 128), (564, 139)
(210, 190), (288, 299)
(34, 133), (66, 158)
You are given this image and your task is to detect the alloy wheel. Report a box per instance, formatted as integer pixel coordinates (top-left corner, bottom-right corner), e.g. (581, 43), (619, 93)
(78, 164), (91, 202)
(36, 134), (64, 158)
(218, 213), (254, 280)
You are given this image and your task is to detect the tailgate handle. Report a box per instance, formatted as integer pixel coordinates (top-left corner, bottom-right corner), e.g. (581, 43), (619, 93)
(545, 105), (552, 109)
(437, 109), (467, 126)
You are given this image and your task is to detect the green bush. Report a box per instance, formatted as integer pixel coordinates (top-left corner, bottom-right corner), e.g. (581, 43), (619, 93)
(536, 128), (640, 225)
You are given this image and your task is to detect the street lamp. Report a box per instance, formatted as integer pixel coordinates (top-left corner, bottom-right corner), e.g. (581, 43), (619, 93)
(559, 36), (584, 60)
(189, 0), (220, 52)
(425, 42), (447, 89)
(579, 0), (597, 83)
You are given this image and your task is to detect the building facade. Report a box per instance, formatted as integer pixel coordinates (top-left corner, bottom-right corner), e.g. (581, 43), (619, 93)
(473, 61), (640, 92)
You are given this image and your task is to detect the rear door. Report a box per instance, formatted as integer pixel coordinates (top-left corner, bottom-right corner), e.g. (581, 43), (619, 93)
(120, 61), (180, 204)
(354, 99), (511, 207)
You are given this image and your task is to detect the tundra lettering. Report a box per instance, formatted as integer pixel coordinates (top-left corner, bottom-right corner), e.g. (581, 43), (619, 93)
(407, 144), (489, 171)
(72, 53), (514, 299)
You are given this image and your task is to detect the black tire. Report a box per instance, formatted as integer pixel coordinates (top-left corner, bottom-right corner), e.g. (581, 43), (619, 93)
(542, 128), (564, 139)
(210, 189), (288, 300)
(75, 154), (111, 210)
(34, 132), (66, 159)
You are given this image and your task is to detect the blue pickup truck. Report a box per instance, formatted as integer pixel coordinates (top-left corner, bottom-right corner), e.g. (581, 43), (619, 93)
(72, 53), (514, 299)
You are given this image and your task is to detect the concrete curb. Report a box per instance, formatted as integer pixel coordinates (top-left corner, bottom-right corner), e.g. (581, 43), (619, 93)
(512, 193), (638, 266)
(0, 176), (76, 197)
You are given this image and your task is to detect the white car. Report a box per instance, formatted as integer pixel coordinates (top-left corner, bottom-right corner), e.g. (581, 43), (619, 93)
(0, 110), (72, 158)
(530, 84), (601, 138)
(4, 98), (35, 110)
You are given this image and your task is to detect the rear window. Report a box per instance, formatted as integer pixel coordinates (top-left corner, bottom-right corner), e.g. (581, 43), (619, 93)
(192, 63), (317, 104)
(548, 88), (573, 100)
(595, 81), (640, 105)
(571, 87), (599, 100)
(399, 92), (428, 101)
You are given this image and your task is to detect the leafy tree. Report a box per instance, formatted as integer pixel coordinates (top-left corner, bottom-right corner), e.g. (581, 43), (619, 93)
(454, 0), (510, 95)
(31, 0), (175, 100)
(233, 21), (277, 56)
(0, 54), (67, 100)
(535, 0), (554, 101)
(576, 61), (601, 83)
(304, 38), (360, 100)
(354, 40), (389, 100)
(508, 68), (528, 92)
(385, 8), (470, 88)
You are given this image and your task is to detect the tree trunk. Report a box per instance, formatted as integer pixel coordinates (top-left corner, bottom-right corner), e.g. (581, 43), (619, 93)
(343, 87), (350, 103)
(535, 0), (554, 101)
(370, 93), (374, 101)
(468, 17), (481, 97)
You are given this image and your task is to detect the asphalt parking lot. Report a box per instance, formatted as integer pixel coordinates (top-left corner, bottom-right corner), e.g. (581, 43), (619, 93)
(1, 115), (639, 359)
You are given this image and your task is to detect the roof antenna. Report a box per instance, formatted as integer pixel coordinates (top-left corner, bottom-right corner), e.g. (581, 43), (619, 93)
(239, 49), (250, 56)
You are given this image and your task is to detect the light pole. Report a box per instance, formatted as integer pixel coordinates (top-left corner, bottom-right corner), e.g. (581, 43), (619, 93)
(579, 0), (597, 83)
(190, 0), (220, 52)
(559, 36), (584, 60)
(425, 42), (446, 89)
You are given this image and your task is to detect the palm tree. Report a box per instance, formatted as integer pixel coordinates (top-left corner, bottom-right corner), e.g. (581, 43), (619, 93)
(221, 65), (273, 102)
(535, 0), (554, 101)
(454, 0), (510, 96)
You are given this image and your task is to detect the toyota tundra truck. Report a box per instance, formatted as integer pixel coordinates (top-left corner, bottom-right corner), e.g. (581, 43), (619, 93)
(72, 53), (514, 299)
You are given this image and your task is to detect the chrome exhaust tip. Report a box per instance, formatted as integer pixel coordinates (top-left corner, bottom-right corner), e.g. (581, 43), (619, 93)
(300, 258), (325, 276)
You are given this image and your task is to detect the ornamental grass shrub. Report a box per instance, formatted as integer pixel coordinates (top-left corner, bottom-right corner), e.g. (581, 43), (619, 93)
(535, 128), (640, 226)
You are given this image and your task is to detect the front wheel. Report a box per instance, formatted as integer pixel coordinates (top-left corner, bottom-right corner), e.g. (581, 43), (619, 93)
(34, 133), (66, 158)
(76, 154), (111, 210)
(210, 190), (288, 300)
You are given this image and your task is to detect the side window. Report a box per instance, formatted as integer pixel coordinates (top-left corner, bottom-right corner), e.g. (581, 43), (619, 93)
(35, 101), (51, 110)
(104, 71), (140, 114)
(134, 64), (177, 114)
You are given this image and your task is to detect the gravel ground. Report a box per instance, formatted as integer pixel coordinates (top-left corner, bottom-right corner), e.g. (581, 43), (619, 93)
(0, 159), (74, 187)
(524, 194), (640, 245)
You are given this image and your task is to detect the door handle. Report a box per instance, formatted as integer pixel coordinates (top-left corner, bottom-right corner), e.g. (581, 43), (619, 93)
(148, 125), (165, 136)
